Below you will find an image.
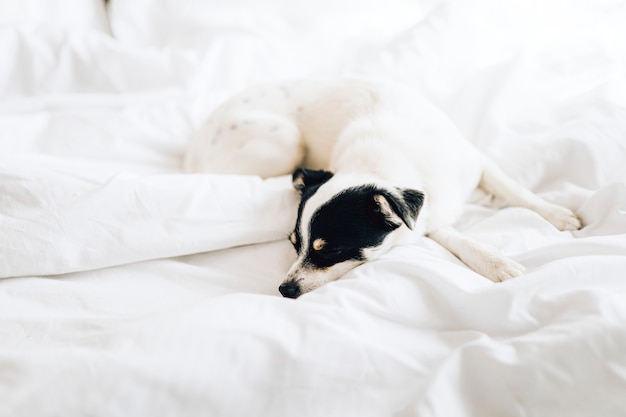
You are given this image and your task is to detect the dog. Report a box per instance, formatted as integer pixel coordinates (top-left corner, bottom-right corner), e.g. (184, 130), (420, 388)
(184, 79), (581, 298)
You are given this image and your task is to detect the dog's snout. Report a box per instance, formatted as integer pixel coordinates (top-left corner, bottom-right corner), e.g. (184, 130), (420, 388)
(279, 281), (301, 298)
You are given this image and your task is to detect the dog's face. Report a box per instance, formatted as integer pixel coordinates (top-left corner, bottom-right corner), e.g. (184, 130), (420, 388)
(279, 168), (424, 298)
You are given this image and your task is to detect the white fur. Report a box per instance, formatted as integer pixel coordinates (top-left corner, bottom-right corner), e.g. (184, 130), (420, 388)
(184, 79), (581, 291)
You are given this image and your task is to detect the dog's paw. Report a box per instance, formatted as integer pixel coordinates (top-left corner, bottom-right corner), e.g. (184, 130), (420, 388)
(540, 203), (582, 231)
(481, 257), (526, 283)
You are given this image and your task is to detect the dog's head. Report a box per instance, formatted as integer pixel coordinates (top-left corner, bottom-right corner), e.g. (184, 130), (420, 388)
(279, 168), (424, 298)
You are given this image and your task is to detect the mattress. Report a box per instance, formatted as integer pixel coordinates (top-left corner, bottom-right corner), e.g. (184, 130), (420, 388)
(1, 0), (625, 416)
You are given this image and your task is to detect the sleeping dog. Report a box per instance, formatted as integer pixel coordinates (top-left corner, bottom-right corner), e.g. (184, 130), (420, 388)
(184, 79), (581, 298)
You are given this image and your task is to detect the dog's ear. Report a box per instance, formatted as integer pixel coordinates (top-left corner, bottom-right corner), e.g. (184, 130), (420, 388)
(292, 168), (334, 194)
(373, 189), (425, 230)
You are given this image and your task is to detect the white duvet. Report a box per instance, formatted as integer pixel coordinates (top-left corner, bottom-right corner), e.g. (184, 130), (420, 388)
(1, 1), (626, 416)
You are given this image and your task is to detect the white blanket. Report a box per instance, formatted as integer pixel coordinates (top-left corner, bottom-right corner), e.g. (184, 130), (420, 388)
(1, 1), (626, 416)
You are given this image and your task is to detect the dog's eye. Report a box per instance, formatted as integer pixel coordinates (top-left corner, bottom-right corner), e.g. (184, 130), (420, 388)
(318, 247), (342, 258)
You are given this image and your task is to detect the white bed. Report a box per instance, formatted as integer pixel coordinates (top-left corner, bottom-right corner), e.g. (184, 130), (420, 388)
(1, 1), (626, 416)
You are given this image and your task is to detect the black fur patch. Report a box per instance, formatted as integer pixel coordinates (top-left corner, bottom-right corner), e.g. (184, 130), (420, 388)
(292, 168), (334, 194)
(293, 184), (424, 269)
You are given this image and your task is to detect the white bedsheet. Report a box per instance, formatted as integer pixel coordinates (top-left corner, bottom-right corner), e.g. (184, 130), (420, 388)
(1, 1), (626, 416)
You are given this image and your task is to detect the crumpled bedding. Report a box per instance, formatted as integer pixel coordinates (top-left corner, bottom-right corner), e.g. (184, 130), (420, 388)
(1, 1), (626, 416)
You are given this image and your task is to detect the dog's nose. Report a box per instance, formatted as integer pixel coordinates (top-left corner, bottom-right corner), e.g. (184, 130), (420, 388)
(279, 281), (301, 298)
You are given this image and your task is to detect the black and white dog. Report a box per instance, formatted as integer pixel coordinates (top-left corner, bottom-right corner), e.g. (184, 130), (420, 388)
(184, 79), (581, 298)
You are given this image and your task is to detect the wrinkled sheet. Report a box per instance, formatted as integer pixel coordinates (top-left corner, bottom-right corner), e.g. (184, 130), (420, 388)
(1, 0), (626, 416)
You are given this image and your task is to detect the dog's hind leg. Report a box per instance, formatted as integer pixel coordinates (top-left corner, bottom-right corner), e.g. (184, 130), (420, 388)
(428, 226), (526, 282)
(184, 113), (304, 178)
(479, 159), (581, 231)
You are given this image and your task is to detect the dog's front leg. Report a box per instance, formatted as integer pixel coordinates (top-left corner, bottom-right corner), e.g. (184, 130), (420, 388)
(479, 159), (582, 231)
(427, 226), (526, 282)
